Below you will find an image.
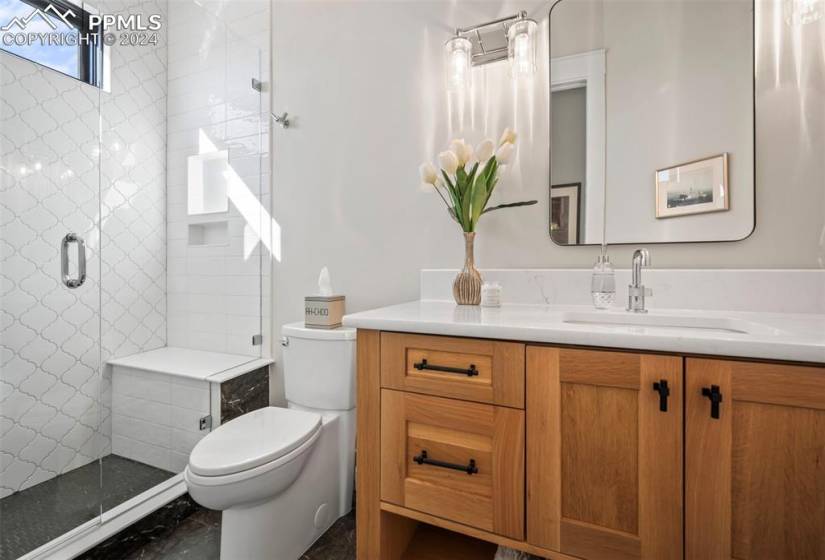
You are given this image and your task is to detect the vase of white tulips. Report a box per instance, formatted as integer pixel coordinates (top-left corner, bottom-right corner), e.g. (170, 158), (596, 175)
(419, 128), (537, 305)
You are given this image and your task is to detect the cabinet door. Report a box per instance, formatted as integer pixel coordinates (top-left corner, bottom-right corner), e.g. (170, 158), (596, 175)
(686, 358), (825, 560)
(527, 347), (683, 560)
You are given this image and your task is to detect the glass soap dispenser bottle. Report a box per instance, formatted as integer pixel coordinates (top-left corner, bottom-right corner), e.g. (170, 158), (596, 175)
(591, 246), (616, 309)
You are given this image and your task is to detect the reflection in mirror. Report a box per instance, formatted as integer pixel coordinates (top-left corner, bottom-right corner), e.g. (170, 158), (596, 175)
(549, 0), (754, 246)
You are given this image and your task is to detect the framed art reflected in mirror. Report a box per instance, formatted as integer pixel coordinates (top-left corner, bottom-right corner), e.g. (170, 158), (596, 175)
(656, 153), (729, 219)
(550, 183), (581, 245)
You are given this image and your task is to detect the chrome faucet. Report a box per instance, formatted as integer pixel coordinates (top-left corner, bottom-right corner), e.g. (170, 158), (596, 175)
(627, 248), (652, 313)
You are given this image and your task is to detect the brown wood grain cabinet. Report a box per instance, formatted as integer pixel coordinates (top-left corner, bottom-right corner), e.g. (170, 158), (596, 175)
(526, 347), (683, 560)
(356, 330), (825, 560)
(685, 358), (825, 560)
(380, 332), (525, 408)
(380, 389), (524, 539)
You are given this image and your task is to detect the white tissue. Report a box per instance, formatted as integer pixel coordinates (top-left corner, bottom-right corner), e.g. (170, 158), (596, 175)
(318, 266), (334, 296)
(494, 546), (529, 560)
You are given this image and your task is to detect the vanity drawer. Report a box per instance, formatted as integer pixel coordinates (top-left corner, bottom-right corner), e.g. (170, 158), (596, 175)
(380, 389), (525, 539)
(380, 332), (525, 408)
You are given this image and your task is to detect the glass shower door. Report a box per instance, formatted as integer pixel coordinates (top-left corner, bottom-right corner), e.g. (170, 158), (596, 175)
(0, 43), (104, 558)
(96, 0), (268, 517)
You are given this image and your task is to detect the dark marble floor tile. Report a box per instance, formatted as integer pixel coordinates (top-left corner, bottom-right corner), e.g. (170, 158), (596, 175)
(301, 510), (355, 560)
(79, 495), (202, 560)
(121, 510), (221, 560)
(0, 455), (172, 560)
(117, 506), (356, 560)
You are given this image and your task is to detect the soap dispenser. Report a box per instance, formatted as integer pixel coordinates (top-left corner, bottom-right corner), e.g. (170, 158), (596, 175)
(591, 246), (616, 309)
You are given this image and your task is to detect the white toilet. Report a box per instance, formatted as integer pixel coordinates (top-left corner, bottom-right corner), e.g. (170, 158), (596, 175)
(184, 323), (357, 560)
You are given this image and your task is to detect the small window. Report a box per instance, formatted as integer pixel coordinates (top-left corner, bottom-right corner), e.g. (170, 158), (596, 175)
(0, 0), (103, 87)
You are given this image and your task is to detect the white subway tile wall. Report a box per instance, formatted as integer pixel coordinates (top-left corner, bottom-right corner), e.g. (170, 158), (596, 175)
(111, 367), (210, 474)
(165, 0), (271, 356)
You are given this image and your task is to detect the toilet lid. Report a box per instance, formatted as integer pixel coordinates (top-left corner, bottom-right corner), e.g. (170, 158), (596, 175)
(188, 407), (322, 477)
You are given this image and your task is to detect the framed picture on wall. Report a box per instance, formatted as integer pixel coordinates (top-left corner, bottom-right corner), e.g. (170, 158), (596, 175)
(655, 153), (729, 218)
(550, 183), (581, 245)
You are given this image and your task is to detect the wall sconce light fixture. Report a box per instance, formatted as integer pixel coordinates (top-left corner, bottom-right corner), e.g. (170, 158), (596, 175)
(444, 35), (473, 90)
(445, 11), (538, 88)
(508, 18), (538, 78)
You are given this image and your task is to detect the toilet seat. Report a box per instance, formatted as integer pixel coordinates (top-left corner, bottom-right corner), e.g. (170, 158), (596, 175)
(189, 407), (322, 477)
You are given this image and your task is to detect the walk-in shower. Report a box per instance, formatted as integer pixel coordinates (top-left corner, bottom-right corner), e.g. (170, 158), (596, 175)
(0, 1), (271, 557)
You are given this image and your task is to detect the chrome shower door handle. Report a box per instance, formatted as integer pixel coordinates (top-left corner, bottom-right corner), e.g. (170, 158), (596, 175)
(61, 233), (86, 288)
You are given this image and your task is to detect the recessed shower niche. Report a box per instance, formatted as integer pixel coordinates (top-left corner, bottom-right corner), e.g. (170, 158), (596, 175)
(188, 221), (230, 247)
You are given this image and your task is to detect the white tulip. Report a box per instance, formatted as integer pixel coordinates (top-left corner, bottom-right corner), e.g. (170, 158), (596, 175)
(419, 162), (438, 185)
(499, 127), (517, 146)
(475, 139), (495, 163)
(438, 150), (459, 175)
(495, 142), (515, 165)
(450, 139), (471, 166)
(464, 143), (477, 167)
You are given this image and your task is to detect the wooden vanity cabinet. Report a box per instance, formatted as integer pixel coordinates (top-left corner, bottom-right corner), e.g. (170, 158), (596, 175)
(526, 347), (683, 560)
(685, 358), (825, 560)
(357, 329), (825, 560)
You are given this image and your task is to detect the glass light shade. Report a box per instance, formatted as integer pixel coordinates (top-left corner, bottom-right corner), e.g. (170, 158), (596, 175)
(508, 19), (538, 79)
(444, 36), (472, 90)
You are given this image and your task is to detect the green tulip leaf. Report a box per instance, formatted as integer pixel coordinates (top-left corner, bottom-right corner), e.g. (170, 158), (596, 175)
(481, 200), (538, 214)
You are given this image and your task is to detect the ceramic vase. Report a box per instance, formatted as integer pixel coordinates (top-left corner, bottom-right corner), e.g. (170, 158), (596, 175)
(453, 232), (482, 305)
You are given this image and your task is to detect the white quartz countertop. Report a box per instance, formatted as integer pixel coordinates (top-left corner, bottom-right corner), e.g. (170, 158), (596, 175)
(343, 301), (825, 364)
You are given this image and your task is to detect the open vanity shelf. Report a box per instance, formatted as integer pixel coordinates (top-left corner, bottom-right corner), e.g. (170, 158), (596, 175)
(354, 329), (825, 560)
(397, 522), (498, 560)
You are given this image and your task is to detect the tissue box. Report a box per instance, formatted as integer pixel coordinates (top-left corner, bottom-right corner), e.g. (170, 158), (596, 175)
(305, 295), (345, 329)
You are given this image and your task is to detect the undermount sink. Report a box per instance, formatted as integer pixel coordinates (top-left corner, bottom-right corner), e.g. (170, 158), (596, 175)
(560, 310), (782, 336)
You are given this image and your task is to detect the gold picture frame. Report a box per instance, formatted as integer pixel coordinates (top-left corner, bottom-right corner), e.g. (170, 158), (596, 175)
(655, 153), (729, 219)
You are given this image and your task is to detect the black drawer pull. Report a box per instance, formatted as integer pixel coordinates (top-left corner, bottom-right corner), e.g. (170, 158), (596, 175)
(701, 385), (723, 419)
(412, 450), (478, 475)
(413, 359), (478, 377)
(653, 379), (670, 412)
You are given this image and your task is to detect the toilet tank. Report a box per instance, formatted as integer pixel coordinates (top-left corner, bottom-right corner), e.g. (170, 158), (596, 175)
(281, 322), (356, 411)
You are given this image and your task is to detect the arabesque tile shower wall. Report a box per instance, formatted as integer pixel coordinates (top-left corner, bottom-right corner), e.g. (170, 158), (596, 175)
(1, 0), (272, 498)
(0, 0), (168, 497)
(1, 55), (106, 497)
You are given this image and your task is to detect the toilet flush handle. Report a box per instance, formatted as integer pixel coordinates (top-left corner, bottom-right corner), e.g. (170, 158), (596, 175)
(281, 336), (289, 347)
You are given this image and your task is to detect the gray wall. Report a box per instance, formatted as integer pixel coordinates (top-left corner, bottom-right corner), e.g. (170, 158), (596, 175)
(269, 0), (825, 399)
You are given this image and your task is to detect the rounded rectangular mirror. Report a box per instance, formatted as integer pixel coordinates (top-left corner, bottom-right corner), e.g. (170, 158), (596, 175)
(549, 0), (755, 246)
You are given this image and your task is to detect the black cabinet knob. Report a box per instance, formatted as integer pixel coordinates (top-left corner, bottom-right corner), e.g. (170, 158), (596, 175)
(701, 385), (723, 419)
(653, 379), (670, 412)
